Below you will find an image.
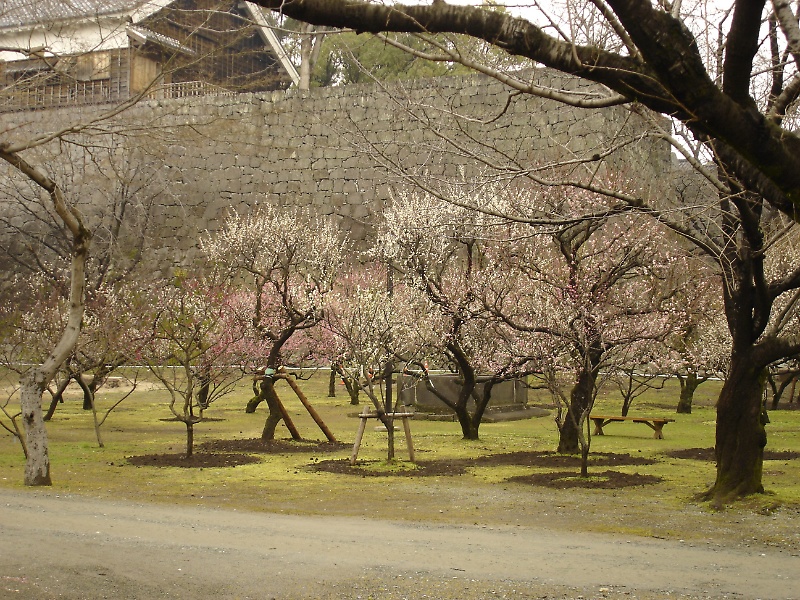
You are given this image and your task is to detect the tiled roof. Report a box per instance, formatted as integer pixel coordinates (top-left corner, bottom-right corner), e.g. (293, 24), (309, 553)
(127, 24), (195, 55)
(0, 0), (151, 29)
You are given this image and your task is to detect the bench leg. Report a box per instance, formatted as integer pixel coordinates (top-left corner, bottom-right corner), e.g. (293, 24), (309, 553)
(638, 421), (666, 439)
(652, 423), (665, 439)
(591, 418), (605, 436)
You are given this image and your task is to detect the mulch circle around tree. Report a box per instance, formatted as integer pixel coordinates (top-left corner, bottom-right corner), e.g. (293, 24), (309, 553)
(313, 459), (470, 477)
(472, 451), (657, 468)
(508, 470), (663, 489)
(199, 438), (351, 454)
(312, 451), (657, 480)
(158, 417), (225, 422)
(126, 453), (261, 468)
(667, 447), (800, 461)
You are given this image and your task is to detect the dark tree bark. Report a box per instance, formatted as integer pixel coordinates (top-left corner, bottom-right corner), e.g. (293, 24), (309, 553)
(701, 350), (767, 503)
(184, 421), (195, 458)
(195, 363), (212, 411)
(343, 376), (360, 405)
(767, 370), (798, 410)
(421, 341), (496, 440)
(75, 376), (94, 412)
(333, 364), (360, 405)
(43, 376), (72, 421)
(558, 364), (597, 454)
(698, 187), (800, 502)
(259, 377), (284, 441)
(383, 363), (395, 460)
(676, 372), (708, 414)
(328, 366), (336, 398)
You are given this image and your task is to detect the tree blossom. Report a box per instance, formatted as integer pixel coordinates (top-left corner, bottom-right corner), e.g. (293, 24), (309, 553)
(136, 271), (252, 458)
(481, 184), (690, 474)
(375, 187), (555, 439)
(201, 203), (347, 440)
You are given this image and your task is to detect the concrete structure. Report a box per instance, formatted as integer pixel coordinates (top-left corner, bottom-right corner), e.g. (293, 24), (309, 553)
(398, 373), (529, 417)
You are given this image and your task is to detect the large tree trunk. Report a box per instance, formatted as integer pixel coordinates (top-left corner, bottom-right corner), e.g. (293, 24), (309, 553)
(702, 351), (767, 503)
(1, 148), (91, 486)
(328, 366), (337, 398)
(454, 404), (479, 440)
(558, 366), (596, 454)
(676, 372), (705, 414)
(260, 377), (284, 441)
(19, 371), (52, 486)
(195, 364), (211, 410)
(455, 382), (495, 441)
(344, 377), (360, 405)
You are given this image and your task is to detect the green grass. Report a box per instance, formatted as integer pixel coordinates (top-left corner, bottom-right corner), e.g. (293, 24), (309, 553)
(1, 372), (799, 548)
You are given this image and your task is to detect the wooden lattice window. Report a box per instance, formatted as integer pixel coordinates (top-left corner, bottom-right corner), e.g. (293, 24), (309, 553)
(76, 52), (111, 81)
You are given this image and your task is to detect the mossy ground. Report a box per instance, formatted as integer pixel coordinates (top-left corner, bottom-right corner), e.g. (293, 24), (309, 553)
(1, 370), (799, 550)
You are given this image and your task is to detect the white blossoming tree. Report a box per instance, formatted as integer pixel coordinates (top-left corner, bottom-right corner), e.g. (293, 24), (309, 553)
(324, 265), (438, 459)
(202, 204), (346, 440)
(484, 186), (688, 474)
(377, 188), (553, 439)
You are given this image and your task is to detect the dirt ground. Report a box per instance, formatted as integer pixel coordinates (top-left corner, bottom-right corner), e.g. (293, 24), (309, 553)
(1, 486), (798, 600)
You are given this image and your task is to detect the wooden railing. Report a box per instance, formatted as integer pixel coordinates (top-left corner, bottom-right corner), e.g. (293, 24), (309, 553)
(146, 80), (234, 99)
(0, 80), (120, 112)
(0, 80), (233, 112)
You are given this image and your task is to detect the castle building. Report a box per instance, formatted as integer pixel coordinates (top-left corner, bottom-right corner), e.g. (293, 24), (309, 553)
(0, 0), (298, 112)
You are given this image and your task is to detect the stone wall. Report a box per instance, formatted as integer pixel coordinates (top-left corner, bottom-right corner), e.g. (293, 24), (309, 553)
(0, 68), (671, 268)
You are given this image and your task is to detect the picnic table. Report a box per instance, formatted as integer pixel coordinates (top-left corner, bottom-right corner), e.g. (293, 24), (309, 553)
(590, 415), (676, 439)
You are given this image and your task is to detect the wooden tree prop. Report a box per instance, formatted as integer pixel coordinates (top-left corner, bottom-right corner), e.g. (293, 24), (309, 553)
(253, 368), (337, 443)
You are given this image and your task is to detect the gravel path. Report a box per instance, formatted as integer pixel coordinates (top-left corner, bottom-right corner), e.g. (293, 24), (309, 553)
(1, 489), (796, 599)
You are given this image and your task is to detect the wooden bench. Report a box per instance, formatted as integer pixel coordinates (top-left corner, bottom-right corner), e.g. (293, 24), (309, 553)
(590, 415), (676, 439)
(351, 406), (415, 465)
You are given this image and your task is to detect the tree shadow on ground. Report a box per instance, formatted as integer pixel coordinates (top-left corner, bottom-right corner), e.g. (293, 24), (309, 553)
(472, 451), (656, 467)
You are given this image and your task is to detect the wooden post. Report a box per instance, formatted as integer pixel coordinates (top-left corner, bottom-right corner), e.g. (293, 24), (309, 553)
(280, 374), (337, 443)
(273, 387), (302, 441)
(351, 406), (370, 465)
(401, 415), (415, 462)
